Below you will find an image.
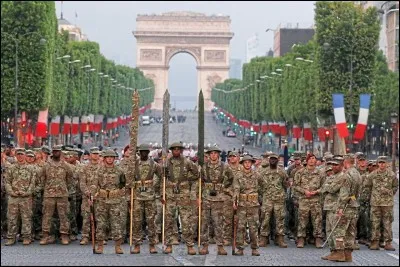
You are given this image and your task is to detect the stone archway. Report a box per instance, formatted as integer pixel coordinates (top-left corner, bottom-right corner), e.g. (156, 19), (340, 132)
(133, 11), (234, 110)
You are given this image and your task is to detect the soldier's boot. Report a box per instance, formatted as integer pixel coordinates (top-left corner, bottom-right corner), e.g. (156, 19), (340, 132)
(149, 245), (158, 254)
(95, 241), (104, 254)
(259, 236), (268, 247)
(251, 249), (260, 256)
(187, 246), (197, 255)
(315, 237), (323, 249)
(277, 235), (288, 248)
(5, 238), (16, 246)
(61, 234), (70, 245)
(384, 242), (395, 251)
(234, 248), (244, 256)
(47, 235), (56, 244)
(344, 249), (353, 262)
(115, 239), (124, 254)
(223, 239), (231, 246)
(321, 250), (335, 260)
(131, 245), (140, 254)
(171, 235), (180, 245)
(163, 245), (173, 254)
(369, 240), (379, 250)
(80, 237), (89, 245)
(69, 234), (77, 241)
(217, 245), (227, 255)
(327, 249), (345, 262)
(199, 245), (209, 255)
(353, 242), (360, 250)
(296, 237), (305, 248)
(23, 238), (31, 245)
(39, 233), (49, 245)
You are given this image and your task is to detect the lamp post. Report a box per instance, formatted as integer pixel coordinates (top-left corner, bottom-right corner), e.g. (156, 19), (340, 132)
(2, 32), (46, 145)
(391, 112), (398, 173)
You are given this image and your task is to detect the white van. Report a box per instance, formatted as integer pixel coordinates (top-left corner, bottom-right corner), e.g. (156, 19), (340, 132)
(142, 115), (150, 126)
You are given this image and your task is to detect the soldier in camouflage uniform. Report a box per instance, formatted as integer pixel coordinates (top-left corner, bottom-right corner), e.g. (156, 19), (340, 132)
(233, 155), (262, 256)
(293, 153), (324, 248)
(356, 154), (370, 245)
(93, 149), (126, 254)
(258, 153), (289, 248)
(4, 148), (36, 246)
(1, 146), (12, 239)
(162, 142), (199, 255)
(79, 147), (101, 245)
(364, 156), (398, 251)
(198, 145), (234, 255)
(129, 144), (162, 254)
(65, 150), (81, 241)
(39, 145), (73, 245)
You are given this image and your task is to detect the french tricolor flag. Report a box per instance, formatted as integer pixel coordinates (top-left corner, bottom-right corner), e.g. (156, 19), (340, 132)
(50, 116), (60, 136)
(63, 116), (71, 135)
(35, 109), (48, 138)
(292, 124), (301, 139)
(353, 94), (371, 140)
(333, 94), (349, 138)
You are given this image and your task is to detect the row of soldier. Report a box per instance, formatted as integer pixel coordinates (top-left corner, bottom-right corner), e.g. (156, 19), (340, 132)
(1, 143), (398, 260)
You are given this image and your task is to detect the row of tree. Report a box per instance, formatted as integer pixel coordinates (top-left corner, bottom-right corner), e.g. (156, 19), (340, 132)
(212, 1), (398, 129)
(1, 1), (154, 123)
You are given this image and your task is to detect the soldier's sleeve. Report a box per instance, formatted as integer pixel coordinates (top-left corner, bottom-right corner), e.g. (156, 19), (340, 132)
(337, 176), (351, 210)
(80, 167), (88, 196)
(188, 160), (199, 182)
(315, 171), (325, 195)
(26, 166), (36, 196)
(223, 166), (234, 188)
(91, 168), (102, 195)
(257, 173), (264, 197)
(281, 170), (289, 189)
(4, 166), (15, 195)
(293, 170), (305, 195)
(363, 172), (373, 201)
(324, 173), (345, 194)
(391, 171), (399, 195)
(65, 163), (74, 191)
(154, 162), (162, 199)
(232, 174), (240, 203)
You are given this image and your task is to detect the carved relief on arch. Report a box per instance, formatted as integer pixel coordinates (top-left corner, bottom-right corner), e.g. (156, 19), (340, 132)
(165, 46), (201, 65)
(207, 73), (222, 90)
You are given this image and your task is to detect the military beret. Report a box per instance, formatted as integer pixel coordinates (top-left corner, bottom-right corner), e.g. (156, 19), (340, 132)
(90, 147), (100, 154)
(103, 149), (117, 157)
(206, 145), (221, 153)
(52, 145), (63, 151)
(169, 142), (184, 150)
(377, 156), (388, 163)
(269, 153), (279, 159)
(15, 148), (26, 155)
(240, 155), (256, 164)
(138, 144), (151, 151)
(228, 151), (239, 157)
(25, 150), (35, 157)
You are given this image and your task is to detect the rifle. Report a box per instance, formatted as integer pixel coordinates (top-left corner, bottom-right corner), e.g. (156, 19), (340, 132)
(198, 165), (202, 248)
(89, 194), (96, 254)
(232, 196), (238, 255)
(162, 156), (166, 252)
(161, 89), (170, 252)
(197, 89), (204, 249)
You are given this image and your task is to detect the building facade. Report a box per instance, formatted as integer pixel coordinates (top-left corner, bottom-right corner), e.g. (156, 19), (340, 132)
(58, 16), (88, 42)
(273, 24), (315, 57)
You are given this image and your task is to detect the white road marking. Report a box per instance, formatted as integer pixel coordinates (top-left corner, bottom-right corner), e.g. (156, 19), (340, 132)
(155, 244), (195, 266)
(387, 253), (399, 260)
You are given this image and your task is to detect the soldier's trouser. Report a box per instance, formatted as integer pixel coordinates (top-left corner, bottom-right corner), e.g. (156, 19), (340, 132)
(7, 196), (32, 239)
(370, 206), (393, 242)
(80, 197), (91, 238)
(326, 210), (335, 250)
(124, 200), (129, 238)
(132, 200), (157, 245)
(42, 197), (70, 235)
(95, 200), (125, 241)
(32, 193), (43, 236)
(68, 194), (78, 235)
(357, 204), (370, 240)
(165, 198), (194, 247)
(76, 195), (83, 232)
(201, 201), (224, 246)
(261, 200), (285, 237)
(236, 206), (259, 250)
(297, 199), (322, 238)
(191, 200), (198, 239)
(155, 199), (163, 234)
(1, 192), (8, 236)
(332, 207), (357, 249)
(223, 198), (233, 241)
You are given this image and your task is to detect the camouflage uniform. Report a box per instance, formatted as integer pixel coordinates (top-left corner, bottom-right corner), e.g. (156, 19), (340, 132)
(129, 147), (162, 252)
(357, 167), (370, 243)
(1, 153), (12, 238)
(79, 148), (101, 243)
(4, 149), (36, 245)
(66, 153), (81, 240)
(117, 154), (132, 242)
(163, 143), (199, 254)
(199, 148), (234, 254)
(39, 146), (73, 245)
(233, 155), (263, 254)
(225, 158), (242, 243)
(293, 163), (324, 247)
(364, 156), (398, 250)
(32, 155), (45, 240)
(258, 155), (288, 246)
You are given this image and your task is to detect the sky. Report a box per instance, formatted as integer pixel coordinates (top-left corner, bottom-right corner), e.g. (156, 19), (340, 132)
(56, 1), (315, 109)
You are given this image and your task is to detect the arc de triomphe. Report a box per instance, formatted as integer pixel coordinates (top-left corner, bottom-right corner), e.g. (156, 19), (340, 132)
(133, 11), (234, 110)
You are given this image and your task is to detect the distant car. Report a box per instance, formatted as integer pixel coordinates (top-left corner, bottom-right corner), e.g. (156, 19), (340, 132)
(226, 130), (236, 137)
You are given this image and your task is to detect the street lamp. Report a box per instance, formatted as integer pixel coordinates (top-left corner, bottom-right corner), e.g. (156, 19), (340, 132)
(1, 31), (47, 145)
(391, 112), (398, 173)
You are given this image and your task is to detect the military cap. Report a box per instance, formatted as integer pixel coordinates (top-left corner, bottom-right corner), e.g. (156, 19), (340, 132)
(169, 142), (184, 150)
(240, 155), (256, 164)
(25, 150), (35, 157)
(228, 151), (239, 157)
(292, 151), (302, 159)
(138, 144), (151, 151)
(15, 148), (26, 155)
(206, 145), (221, 153)
(70, 150), (79, 156)
(90, 147), (100, 154)
(323, 154), (334, 161)
(377, 156), (388, 163)
(52, 145), (63, 151)
(41, 145), (51, 154)
(103, 149), (118, 157)
(62, 151), (70, 157)
(33, 148), (41, 152)
(269, 153), (279, 159)
(324, 151), (333, 157)
(8, 144), (15, 148)
(368, 160), (376, 165)
(343, 153), (356, 160)
(357, 153), (366, 160)
(327, 159), (340, 165)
